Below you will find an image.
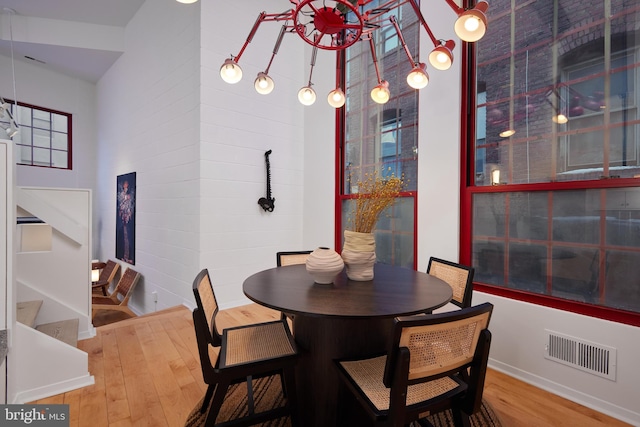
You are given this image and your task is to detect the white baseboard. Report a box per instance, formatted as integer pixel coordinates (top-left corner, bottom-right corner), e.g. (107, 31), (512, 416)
(488, 358), (640, 426)
(11, 374), (95, 404)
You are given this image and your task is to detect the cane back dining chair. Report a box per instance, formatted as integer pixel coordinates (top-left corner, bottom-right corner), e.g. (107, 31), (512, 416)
(275, 250), (312, 325)
(91, 259), (120, 296)
(427, 257), (475, 310)
(334, 302), (493, 427)
(191, 268), (300, 426)
(91, 267), (140, 320)
(276, 250), (313, 267)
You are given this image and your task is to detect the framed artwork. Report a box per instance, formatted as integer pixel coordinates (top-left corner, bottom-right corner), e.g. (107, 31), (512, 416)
(116, 172), (136, 265)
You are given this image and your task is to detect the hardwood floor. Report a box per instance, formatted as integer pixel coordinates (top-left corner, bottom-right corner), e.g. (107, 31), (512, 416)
(34, 304), (632, 427)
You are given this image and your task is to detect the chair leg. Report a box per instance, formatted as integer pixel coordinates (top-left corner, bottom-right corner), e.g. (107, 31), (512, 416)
(204, 381), (230, 427)
(246, 376), (255, 415)
(279, 372), (288, 398)
(282, 366), (300, 427)
(199, 385), (214, 414)
(451, 406), (471, 427)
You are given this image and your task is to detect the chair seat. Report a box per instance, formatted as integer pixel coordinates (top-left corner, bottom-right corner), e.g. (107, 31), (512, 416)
(338, 355), (465, 412)
(221, 321), (297, 368)
(92, 280), (109, 294)
(92, 296), (119, 306)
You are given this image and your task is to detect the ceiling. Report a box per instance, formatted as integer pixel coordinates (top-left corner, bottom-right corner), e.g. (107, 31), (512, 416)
(0, 0), (146, 83)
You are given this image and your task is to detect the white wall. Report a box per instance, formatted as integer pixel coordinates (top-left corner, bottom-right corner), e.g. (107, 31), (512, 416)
(198, 0), (320, 307)
(95, 0), (201, 314)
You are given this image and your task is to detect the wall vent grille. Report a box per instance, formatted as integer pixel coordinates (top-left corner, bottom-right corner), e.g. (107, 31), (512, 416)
(544, 330), (616, 381)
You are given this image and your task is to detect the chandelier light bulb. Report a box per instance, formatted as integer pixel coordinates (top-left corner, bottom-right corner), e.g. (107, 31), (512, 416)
(327, 88), (346, 108)
(298, 86), (317, 106)
(406, 65), (429, 89)
(370, 81), (390, 104)
(428, 40), (455, 70)
(254, 72), (275, 95)
(220, 58), (243, 84)
(465, 17), (480, 32)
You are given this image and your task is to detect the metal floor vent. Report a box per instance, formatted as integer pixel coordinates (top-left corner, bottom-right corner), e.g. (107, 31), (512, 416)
(544, 330), (616, 381)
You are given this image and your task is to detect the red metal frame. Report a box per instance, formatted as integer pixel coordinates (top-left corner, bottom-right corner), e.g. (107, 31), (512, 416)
(228, 0), (466, 59)
(458, 0), (640, 327)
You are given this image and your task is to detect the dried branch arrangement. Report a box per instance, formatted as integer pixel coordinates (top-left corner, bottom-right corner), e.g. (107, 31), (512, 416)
(348, 170), (405, 233)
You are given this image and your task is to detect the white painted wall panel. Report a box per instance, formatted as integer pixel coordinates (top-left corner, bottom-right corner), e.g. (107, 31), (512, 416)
(199, 0), (307, 308)
(96, 0), (201, 313)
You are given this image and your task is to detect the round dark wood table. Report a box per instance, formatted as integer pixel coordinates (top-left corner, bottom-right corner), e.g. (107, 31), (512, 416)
(243, 263), (452, 427)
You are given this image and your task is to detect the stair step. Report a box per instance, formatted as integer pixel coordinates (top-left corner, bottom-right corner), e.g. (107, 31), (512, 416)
(16, 300), (43, 328)
(35, 319), (79, 347)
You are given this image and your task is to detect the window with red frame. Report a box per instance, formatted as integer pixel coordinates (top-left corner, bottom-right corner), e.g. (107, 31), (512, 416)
(463, 0), (640, 326)
(339, 0), (418, 268)
(5, 100), (72, 169)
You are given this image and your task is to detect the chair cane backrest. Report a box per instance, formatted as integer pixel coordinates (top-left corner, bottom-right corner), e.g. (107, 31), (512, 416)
(113, 268), (141, 305)
(192, 268), (222, 347)
(99, 260), (120, 284)
(384, 303), (493, 387)
(427, 257), (475, 308)
(277, 251), (313, 267)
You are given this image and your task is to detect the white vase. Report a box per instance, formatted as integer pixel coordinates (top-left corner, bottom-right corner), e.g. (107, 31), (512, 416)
(305, 247), (344, 284)
(341, 230), (376, 281)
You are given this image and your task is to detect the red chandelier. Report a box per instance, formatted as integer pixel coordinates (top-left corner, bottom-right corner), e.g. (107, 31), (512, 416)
(218, 0), (489, 107)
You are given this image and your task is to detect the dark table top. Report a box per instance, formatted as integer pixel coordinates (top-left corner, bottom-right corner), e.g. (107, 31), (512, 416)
(243, 263), (453, 319)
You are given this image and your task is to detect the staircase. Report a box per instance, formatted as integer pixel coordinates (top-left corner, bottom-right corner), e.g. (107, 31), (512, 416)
(16, 301), (79, 347)
(10, 299), (91, 404)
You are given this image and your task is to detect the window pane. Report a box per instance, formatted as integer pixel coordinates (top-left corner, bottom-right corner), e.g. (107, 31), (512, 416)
(16, 105), (31, 126)
(342, 197), (414, 267)
(13, 127), (31, 147)
(52, 132), (67, 150)
(52, 113), (67, 133)
(475, 0), (640, 185)
(33, 109), (50, 129)
(18, 145), (32, 164)
(552, 190), (600, 244)
(33, 147), (50, 166)
(472, 189), (640, 312)
(606, 250), (640, 312)
(33, 128), (51, 148)
(51, 150), (68, 169)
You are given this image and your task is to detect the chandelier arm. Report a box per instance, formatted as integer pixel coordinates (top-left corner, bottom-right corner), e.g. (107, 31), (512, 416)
(264, 25), (288, 74)
(234, 12), (267, 62)
(307, 40), (319, 85)
(368, 35), (383, 84)
(389, 16), (416, 66)
(443, 0), (464, 14)
(342, 23), (364, 30)
(407, 0), (439, 46)
(234, 11), (294, 62)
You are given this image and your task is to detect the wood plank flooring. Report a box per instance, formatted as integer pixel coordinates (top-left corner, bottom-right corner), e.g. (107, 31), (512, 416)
(33, 304), (632, 427)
